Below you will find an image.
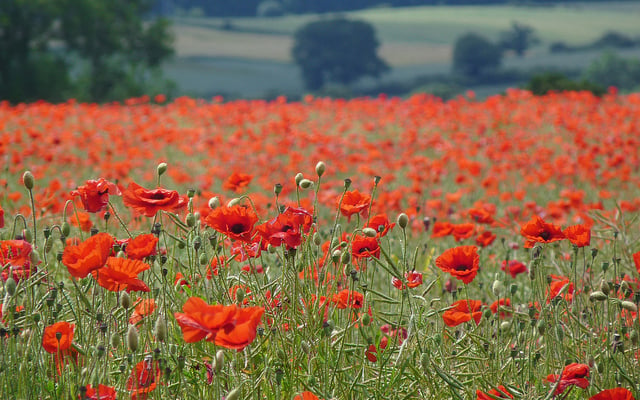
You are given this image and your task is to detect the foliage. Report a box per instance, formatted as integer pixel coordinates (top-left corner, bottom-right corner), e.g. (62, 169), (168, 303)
(452, 33), (502, 78)
(524, 72), (606, 96)
(582, 51), (640, 91)
(498, 21), (539, 57)
(292, 18), (389, 90)
(0, 0), (174, 103)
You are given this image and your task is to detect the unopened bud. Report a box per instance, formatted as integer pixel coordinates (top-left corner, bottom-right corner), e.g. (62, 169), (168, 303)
(208, 197), (220, 210)
(362, 228), (377, 237)
(227, 198), (240, 207)
(294, 173), (304, 186)
(5, 277), (17, 296)
(185, 213), (196, 227)
(235, 288), (245, 305)
(500, 321), (511, 331)
(215, 349), (224, 373)
(22, 229), (33, 243)
(589, 291), (608, 302)
(492, 280), (504, 296)
(313, 232), (321, 246)
(599, 279), (610, 295)
(331, 249), (342, 263)
(111, 332), (121, 348)
(397, 213), (409, 229)
(157, 163), (168, 176)
(621, 301), (638, 313)
(127, 325), (139, 352)
(341, 250), (351, 265)
(22, 171), (34, 190)
(61, 222), (71, 237)
(120, 292), (131, 309)
(154, 315), (167, 342)
(315, 161), (326, 177)
(361, 314), (371, 326)
(226, 388), (240, 400)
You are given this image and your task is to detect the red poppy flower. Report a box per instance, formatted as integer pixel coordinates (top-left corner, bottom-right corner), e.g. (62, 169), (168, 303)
(546, 363), (590, 395)
(442, 299), (483, 327)
(0, 205), (4, 228)
(223, 172), (253, 193)
(174, 297), (264, 350)
(1, 240), (35, 282)
(69, 211), (93, 232)
(365, 344), (378, 362)
(563, 224), (591, 247)
(547, 274), (574, 303)
(42, 321), (75, 354)
(340, 190), (370, 220)
(351, 235), (381, 260)
(366, 213), (395, 237)
(127, 358), (161, 400)
(70, 178), (120, 213)
(501, 260), (528, 278)
(125, 233), (158, 260)
(92, 257), (150, 292)
(62, 233), (114, 278)
(589, 388), (635, 400)
(293, 392), (321, 400)
(468, 206), (495, 224)
(205, 205), (258, 243)
(490, 298), (512, 319)
(392, 271), (424, 290)
(431, 221), (453, 238)
(452, 223), (475, 241)
(122, 182), (187, 217)
(129, 298), (157, 325)
(255, 206), (312, 249)
(476, 385), (513, 400)
(475, 230), (496, 247)
(435, 245), (480, 284)
(83, 384), (117, 400)
(520, 216), (565, 248)
(333, 289), (364, 309)
(634, 251), (640, 275)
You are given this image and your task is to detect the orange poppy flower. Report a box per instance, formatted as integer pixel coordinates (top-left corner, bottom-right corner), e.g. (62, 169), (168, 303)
(475, 230), (496, 247)
(70, 178), (120, 213)
(563, 224), (591, 247)
(589, 388), (635, 400)
(174, 297), (264, 350)
(62, 233), (114, 278)
(351, 235), (380, 260)
(547, 274), (574, 303)
(435, 245), (480, 284)
(92, 257), (150, 292)
(129, 298), (157, 325)
(1, 240), (35, 282)
(501, 260), (527, 278)
(205, 205), (258, 243)
(546, 363), (590, 395)
(127, 358), (161, 400)
(392, 271), (423, 289)
(294, 391), (321, 400)
(431, 221), (453, 238)
(122, 182), (187, 217)
(69, 211), (93, 232)
(634, 251), (640, 275)
(366, 213), (395, 237)
(84, 384), (117, 400)
(255, 206), (312, 249)
(489, 298), (512, 319)
(452, 223), (475, 241)
(340, 190), (370, 220)
(476, 385), (513, 400)
(125, 233), (158, 260)
(333, 289), (364, 309)
(223, 172), (253, 192)
(442, 299), (483, 327)
(520, 216), (565, 248)
(42, 321), (75, 354)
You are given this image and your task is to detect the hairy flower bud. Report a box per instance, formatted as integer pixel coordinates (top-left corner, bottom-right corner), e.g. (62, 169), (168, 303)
(589, 291), (608, 302)
(299, 179), (313, 189)
(294, 173), (304, 186)
(127, 325), (139, 352)
(157, 163), (168, 176)
(22, 171), (35, 190)
(362, 227), (377, 238)
(315, 161), (326, 177)
(120, 292), (131, 310)
(397, 213), (409, 229)
(154, 315), (167, 342)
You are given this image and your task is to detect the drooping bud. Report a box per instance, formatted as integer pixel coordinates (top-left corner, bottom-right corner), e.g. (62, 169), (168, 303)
(22, 171), (35, 190)
(208, 197), (220, 210)
(315, 161), (326, 177)
(341, 250), (351, 265)
(589, 291), (608, 302)
(491, 280), (504, 296)
(226, 388), (240, 400)
(362, 227), (377, 237)
(61, 222), (71, 237)
(299, 179), (313, 189)
(215, 349), (224, 373)
(621, 301), (638, 313)
(313, 232), (322, 246)
(227, 198), (240, 207)
(331, 249), (342, 264)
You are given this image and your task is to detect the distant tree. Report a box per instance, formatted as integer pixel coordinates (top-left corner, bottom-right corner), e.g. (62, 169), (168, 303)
(256, 0), (284, 17)
(292, 18), (389, 90)
(0, 0), (174, 103)
(452, 33), (502, 78)
(499, 21), (539, 57)
(524, 72), (605, 96)
(582, 51), (640, 90)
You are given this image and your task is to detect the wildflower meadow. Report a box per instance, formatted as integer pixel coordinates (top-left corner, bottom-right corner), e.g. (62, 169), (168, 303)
(1, 90), (640, 399)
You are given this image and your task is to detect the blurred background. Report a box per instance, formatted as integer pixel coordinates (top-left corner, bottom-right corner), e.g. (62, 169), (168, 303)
(2, 0), (640, 103)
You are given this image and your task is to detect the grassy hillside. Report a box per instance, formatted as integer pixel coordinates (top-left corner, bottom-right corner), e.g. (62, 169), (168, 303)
(165, 2), (640, 98)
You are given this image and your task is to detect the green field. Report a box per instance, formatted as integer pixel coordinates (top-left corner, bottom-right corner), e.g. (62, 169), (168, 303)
(165, 2), (640, 98)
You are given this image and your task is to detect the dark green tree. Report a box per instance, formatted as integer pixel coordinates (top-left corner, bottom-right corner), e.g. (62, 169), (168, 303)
(452, 33), (502, 78)
(292, 18), (389, 90)
(0, 0), (174, 103)
(498, 21), (539, 57)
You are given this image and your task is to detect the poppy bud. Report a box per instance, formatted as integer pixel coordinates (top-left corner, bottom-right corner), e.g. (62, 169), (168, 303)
(185, 213), (196, 227)
(536, 319), (546, 335)
(267, 244), (276, 254)
(154, 315), (167, 342)
(120, 292), (131, 309)
(235, 288), (245, 305)
(315, 161), (326, 177)
(61, 222), (71, 237)
(500, 321), (511, 331)
(127, 325), (139, 352)
(323, 320), (334, 337)
(226, 388), (240, 400)
(361, 313), (370, 326)
(22, 171), (35, 190)
(208, 197), (220, 210)
(313, 233), (321, 246)
(362, 227), (377, 238)
(227, 198), (240, 207)
(44, 239), (53, 253)
(331, 249), (342, 264)
(397, 213), (409, 229)
(111, 332), (121, 348)
(5, 277), (17, 296)
(215, 349), (224, 373)
(299, 179), (313, 189)
(341, 250), (351, 265)
(621, 301), (638, 312)
(589, 291), (607, 302)
(22, 229), (33, 243)
(294, 173), (304, 186)
(630, 329), (638, 345)
(491, 280), (504, 296)
(157, 163), (168, 176)
(301, 341), (310, 354)
(509, 284), (518, 295)
(599, 279), (610, 295)
(420, 352), (429, 371)
(343, 178), (351, 190)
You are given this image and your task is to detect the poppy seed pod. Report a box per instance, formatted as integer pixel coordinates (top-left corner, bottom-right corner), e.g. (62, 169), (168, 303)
(397, 213), (409, 229)
(315, 161), (326, 177)
(127, 325), (139, 352)
(157, 162), (168, 176)
(185, 213), (196, 227)
(22, 171), (35, 190)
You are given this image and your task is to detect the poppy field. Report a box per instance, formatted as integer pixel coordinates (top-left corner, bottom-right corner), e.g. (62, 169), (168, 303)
(1, 90), (640, 399)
